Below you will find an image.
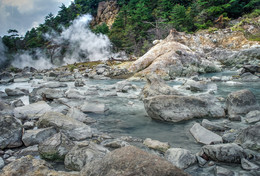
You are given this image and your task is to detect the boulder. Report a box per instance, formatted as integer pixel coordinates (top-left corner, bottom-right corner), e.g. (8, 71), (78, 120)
(143, 138), (170, 152)
(242, 65), (260, 74)
(14, 101), (52, 120)
(101, 139), (129, 149)
(39, 82), (68, 88)
(144, 95), (225, 122)
(201, 119), (226, 131)
(241, 158), (259, 170)
(11, 99), (24, 108)
(165, 148), (196, 169)
(0, 72), (13, 83)
(245, 110), (260, 124)
(15, 145), (39, 158)
(0, 157), (4, 169)
(80, 146), (189, 176)
(74, 79), (85, 87)
(41, 88), (65, 99)
(80, 102), (108, 114)
(141, 74), (182, 99)
(5, 88), (28, 96)
(240, 72), (260, 82)
(215, 166), (235, 176)
(0, 116), (23, 149)
(22, 127), (57, 146)
(226, 89), (259, 116)
(67, 107), (96, 124)
(116, 80), (136, 93)
(39, 132), (74, 161)
(0, 155), (79, 176)
(199, 143), (244, 163)
(37, 111), (92, 140)
(65, 89), (86, 99)
(190, 123), (223, 145)
(64, 142), (109, 171)
(235, 123), (260, 151)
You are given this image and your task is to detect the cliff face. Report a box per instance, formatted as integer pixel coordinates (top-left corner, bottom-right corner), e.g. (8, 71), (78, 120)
(93, 0), (119, 28)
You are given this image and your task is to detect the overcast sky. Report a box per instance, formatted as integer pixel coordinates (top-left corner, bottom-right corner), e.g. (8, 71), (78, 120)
(0, 0), (73, 36)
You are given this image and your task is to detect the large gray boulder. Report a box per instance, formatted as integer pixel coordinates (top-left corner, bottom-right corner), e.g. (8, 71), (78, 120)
(39, 132), (74, 161)
(235, 123), (260, 152)
(0, 115), (23, 149)
(226, 89), (259, 116)
(80, 146), (189, 176)
(199, 143), (244, 163)
(245, 110), (260, 124)
(14, 101), (52, 120)
(65, 89), (85, 99)
(80, 102), (108, 114)
(190, 123), (223, 145)
(5, 88), (28, 96)
(22, 127), (57, 146)
(165, 148), (196, 169)
(66, 107), (96, 124)
(240, 72), (260, 82)
(37, 111), (92, 140)
(64, 142), (109, 171)
(144, 95), (225, 122)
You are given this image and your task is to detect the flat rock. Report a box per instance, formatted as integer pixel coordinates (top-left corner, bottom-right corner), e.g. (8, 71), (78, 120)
(241, 158), (259, 170)
(80, 102), (108, 114)
(14, 101), (52, 120)
(22, 127), (57, 146)
(165, 148), (196, 169)
(215, 166), (235, 176)
(201, 119), (225, 131)
(5, 88), (28, 96)
(66, 107), (96, 124)
(143, 138), (170, 152)
(80, 145), (189, 176)
(65, 89), (86, 99)
(39, 82), (68, 88)
(190, 123), (223, 145)
(245, 110), (260, 124)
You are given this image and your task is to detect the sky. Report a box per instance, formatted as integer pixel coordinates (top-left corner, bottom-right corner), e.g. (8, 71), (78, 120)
(0, 0), (73, 36)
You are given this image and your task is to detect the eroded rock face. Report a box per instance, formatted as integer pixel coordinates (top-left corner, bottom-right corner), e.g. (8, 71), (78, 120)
(0, 116), (23, 149)
(80, 145), (189, 176)
(144, 95), (225, 122)
(0, 155), (79, 176)
(39, 132), (74, 161)
(235, 123), (260, 152)
(226, 89), (259, 116)
(65, 142), (109, 171)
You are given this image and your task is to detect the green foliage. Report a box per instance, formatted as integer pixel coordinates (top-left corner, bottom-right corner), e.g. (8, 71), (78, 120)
(93, 23), (109, 34)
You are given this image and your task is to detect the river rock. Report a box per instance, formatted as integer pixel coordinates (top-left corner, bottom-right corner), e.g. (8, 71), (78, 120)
(143, 138), (170, 152)
(41, 88), (65, 99)
(165, 148), (196, 169)
(39, 132), (74, 161)
(199, 143), (244, 163)
(0, 157), (4, 169)
(14, 101), (52, 120)
(15, 145), (39, 157)
(65, 89), (85, 99)
(116, 80), (136, 93)
(245, 110), (260, 124)
(80, 101), (108, 114)
(0, 155), (79, 176)
(144, 95), (225, 122)
(235, 123), (260, 151)
(37, 111), (92, 140)
(240, 72), (260, 82)
(101, 139), (129, 148)
(39, 82), (68, 88)
(5, 88), (28, 96)
(11, 99), (24, 108)
(226, 89), (259, 116)
(0, 72), (13, 83)
(201, 119), (225, 131)
(66, 107), (96, 124)
(141, 74), (181, 99)
(241, 158), (259, 170)
(80, 145), (189, 176)
(74, 79), (85, 87)
(0, 116), (23, 149)
(22, 127), (57, 146)
(190, 123), (223, 145)
(64, 142), (109, 171)
(215, 166), (235, 176)
(57, 73), (75, 82)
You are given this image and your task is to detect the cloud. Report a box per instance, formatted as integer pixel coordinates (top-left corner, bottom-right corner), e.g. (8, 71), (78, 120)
(0, 0), (72, 36)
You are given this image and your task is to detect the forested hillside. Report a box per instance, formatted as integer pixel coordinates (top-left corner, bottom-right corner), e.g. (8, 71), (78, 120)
(2, 0), (259, 63)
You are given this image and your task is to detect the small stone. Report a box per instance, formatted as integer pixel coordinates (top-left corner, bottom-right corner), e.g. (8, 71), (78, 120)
(102, 139), (129, 149)
(228, 115), (241, 121)
(23, 121), (35, 130)
(143, 138), (170, 152)
(241, 158), (259, 170)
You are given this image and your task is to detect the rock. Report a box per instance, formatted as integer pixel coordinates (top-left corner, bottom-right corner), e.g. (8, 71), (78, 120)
(211, 76), (221, 82)
(22, 127), (57, 147)
(80, 146), (189, 176)
(226, 89), (259, 116)
(0, 102), (11, 111)
(39, 132), (74, 161)
(39, 82), (68, 88)
(64, 142), (109, 171)
(11, 99), (24, 107)
(0, 116), (23, 149)
(101, 139), (129, 148)
(74, 79), (85, 87)
(141, 74), (182, 99)
(0, 91), (7, 98)
(240, 72), (260, 82)
(0, 72), (13, 83)
(245, 110), (260, 124)
(13, 77), (30, 83)
(196, 154), (207, 166)
(6, 156), (16, 164)
(199, 143), (244, 163)
(144, 95), (225, 122)
(165, 148), (196, 169)
(57, 73), (75, 82)
(80, 102), (108, 114)
(0, 155), (79, 176)
(190, 123), (223, 145)
(243, 65), (260, 74)
(5, 88), (28, 96)
(15, 145), (39, 157)
(184, 80), (213, 92)
(116, 80), (136, 93)
(228, 115), (242, 121)
(37, 111), (92, 140)
(241, 158), (259, 170)
(201, 119), (225, 131)
(23, 121), (34, 129)
(14, 101), (52, 120)
(222, 131), (238, 143)
(235, 123), (260, 151)
(143, 138), (170, 152)
(0, 157), (4, 169)
(215, 166), (235, 176)
(66, 107), (96, 124)
(65, 89), (86, 99)
(41, 88), (65, 99)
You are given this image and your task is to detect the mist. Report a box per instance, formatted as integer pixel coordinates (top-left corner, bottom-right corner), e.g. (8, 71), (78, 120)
(0, 38), (8, 70)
